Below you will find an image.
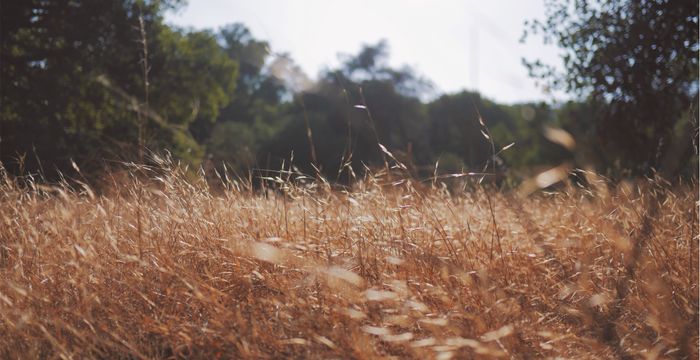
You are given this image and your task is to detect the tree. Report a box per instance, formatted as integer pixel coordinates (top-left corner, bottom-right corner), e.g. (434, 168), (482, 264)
(1, 0), (238, 178)
(257, 41), (437, 180)
(199, 24), (291, 175)
(426, 92), (568, 176)
(523, 0), (698, 176)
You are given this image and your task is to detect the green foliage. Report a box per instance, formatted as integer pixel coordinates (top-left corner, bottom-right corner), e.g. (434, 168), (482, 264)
(3, 2), (693, 184)
(524, 0), (699, 176)
(258, 41), (437, 180)
(197, 24), (289, 175)
(1, 0), (239, 178)
(150, 27), (238, 126)
(427, 92), (570, 177)
(427, 92), (498, 169)
(207, 122), (257, 171)
(435, 152), (464, 174)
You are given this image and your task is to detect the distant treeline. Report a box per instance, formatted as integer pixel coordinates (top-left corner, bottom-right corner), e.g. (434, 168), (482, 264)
(2, 0), (697, 184)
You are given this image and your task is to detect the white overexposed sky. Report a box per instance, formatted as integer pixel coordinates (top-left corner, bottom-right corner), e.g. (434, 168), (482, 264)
(165, 0), (565, 104)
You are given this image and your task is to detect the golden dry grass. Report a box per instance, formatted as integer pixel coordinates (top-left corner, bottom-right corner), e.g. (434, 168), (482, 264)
(0, 163), (697, 359)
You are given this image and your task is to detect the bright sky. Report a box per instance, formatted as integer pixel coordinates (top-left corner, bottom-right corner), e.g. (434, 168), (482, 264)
(165, 0), (564, 104)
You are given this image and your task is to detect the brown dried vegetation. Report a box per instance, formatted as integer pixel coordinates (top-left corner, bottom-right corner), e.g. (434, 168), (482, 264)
(0, 161), (697, 359)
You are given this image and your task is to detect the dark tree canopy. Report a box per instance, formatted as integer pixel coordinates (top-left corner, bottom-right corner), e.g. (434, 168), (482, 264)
(523, 0), (699, 176)
(1, 0), (238, 178)
(1, 1), (695, 186)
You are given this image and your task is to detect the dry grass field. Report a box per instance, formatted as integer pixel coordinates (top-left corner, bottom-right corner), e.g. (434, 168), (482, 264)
(0, 161), (697, 359)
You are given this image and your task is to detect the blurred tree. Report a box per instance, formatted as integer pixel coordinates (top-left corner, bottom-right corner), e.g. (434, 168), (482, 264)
(523, 0), (699, 176)
(428, 92), (500, 170)
(500, 102), (571, 171)
(10, 0), (677, 186)
(1, 0), (238, 178)
(427, 91), (574, 180)
(199, 24), (292, 175)
(147, 26), (238, 164)
(263, 41), (434, 180)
